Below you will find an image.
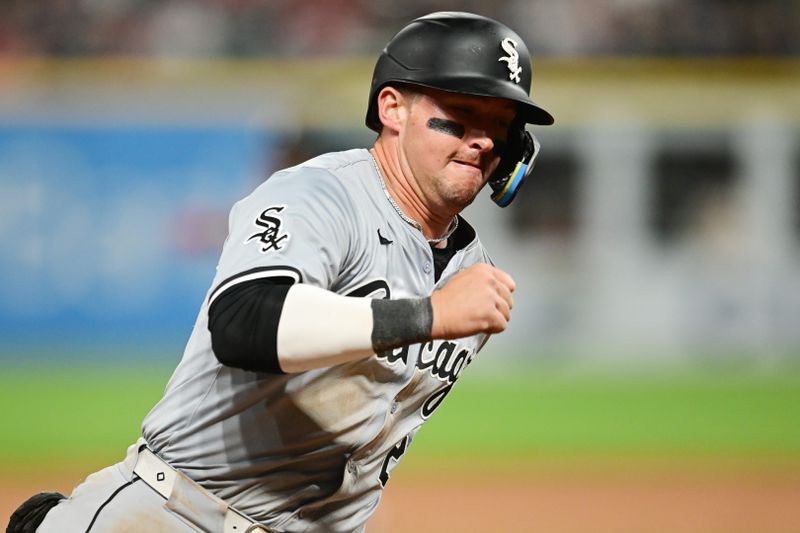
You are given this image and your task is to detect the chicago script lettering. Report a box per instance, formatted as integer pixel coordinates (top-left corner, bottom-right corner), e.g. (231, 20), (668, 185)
(377, 340), (473, 386)
(376, 339), (475, 419)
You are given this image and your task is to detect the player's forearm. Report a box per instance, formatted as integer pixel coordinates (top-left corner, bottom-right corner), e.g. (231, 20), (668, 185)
(208, 280), (433, 374)
(276, 284), (432, 372)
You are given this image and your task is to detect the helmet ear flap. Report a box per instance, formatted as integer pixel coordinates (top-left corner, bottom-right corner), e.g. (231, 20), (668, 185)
(489, 128), (540, 207)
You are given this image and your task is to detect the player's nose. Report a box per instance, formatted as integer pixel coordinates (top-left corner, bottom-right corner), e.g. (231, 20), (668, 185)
(466, 128), (495, 154)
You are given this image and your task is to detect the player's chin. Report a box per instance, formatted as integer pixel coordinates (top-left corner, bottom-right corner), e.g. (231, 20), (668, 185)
(442, 181), (483, 208)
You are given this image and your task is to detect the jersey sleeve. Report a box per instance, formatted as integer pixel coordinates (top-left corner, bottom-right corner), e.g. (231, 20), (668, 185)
(208, 166), (356, 305)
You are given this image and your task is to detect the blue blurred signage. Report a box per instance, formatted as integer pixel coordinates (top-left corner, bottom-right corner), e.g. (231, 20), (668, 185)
(0, 125), (272, 344)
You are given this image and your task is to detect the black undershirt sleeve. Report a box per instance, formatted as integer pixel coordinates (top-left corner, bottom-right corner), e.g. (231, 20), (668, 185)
(208, 278), (292, 373)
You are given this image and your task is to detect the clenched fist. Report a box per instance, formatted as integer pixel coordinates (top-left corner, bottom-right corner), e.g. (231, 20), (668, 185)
(430, 263), (515, 339)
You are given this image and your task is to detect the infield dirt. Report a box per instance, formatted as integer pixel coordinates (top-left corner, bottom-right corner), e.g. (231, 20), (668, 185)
(4, 460), (799, 532)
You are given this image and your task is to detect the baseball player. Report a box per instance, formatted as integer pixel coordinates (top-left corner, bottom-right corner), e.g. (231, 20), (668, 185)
(9, 11), (552, 533)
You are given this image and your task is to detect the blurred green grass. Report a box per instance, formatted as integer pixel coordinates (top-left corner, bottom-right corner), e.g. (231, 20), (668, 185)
(413, 369), (800, 461)
(1, 362), (799, 469)
(0, 365), (171, 465)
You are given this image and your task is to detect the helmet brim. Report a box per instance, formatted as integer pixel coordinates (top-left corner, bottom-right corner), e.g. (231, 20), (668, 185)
(366, 78), (554, 132)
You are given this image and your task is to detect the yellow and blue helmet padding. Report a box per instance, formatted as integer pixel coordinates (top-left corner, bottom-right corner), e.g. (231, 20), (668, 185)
(491, 160), (529, 207)
(489, 131), (540, 207)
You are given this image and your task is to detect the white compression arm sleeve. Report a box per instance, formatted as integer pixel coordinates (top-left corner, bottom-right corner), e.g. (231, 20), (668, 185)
(276, 284), (375, 373)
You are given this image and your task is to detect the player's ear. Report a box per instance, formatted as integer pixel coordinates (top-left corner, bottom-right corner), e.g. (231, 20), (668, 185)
(376, 86), (409, 133)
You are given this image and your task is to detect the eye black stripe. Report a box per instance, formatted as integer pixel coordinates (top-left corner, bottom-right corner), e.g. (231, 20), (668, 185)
(427, 118), (465, 138)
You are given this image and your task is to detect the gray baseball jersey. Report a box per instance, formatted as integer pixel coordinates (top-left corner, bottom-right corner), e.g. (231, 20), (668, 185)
(141, 148), (493, 532)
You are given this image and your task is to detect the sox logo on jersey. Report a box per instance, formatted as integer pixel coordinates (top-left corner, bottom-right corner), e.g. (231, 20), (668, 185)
(247, 205), (289, 252)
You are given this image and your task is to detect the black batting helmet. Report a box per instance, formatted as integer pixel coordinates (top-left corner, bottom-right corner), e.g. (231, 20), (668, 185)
(365, 11), (554, 132)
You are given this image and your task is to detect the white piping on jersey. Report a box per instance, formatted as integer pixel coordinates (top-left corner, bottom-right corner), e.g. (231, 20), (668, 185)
(368, 153), (458, 244)
(208, 267), (301, 307)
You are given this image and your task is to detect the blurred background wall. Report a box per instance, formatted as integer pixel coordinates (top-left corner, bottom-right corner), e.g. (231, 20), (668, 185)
(1, 0), (799, 368)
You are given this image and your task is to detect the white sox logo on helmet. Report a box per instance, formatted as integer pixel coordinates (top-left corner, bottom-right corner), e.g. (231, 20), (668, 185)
(498, 37), (522, 83)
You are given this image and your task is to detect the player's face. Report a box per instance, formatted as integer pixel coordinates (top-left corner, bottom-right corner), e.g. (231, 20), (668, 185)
(400, 88), (517, 210)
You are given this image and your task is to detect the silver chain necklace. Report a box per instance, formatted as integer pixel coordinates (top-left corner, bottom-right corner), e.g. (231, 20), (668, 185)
(369, 152), (458, 244)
